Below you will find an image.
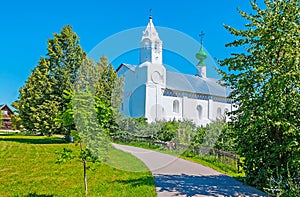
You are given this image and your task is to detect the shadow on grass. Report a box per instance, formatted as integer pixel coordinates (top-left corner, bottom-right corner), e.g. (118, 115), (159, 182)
(112, 175), (155, 187)
(16, 193), (53, 197)
(0, 136), (65, 144)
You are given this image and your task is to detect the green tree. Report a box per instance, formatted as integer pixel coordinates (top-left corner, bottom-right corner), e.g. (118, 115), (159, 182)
(17, 58), (59, 135)
(95, 57), (123, 137)
(56, 57), (111, 196)
(219, 0), (300, 191)
(175, 120), (197, 145)
(156, 120), (179, 142)
(202, 118), (225, 149)
(47, 25), (86, 135)
(16, 25), (86, 136)
(57, 55), (123, 139)
(10, 114), (22, 131)
(214, 123), (237, 152)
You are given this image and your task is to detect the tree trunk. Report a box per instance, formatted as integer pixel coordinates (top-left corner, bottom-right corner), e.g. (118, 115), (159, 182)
(83, 159), (88, 197)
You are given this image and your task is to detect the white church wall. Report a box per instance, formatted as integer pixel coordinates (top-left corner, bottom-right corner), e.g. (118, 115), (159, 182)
(145, 84), (166, 122)
(181, 97), (212, 126)
(160, 95), (183, 121)
(182, 97), (199, 123)
(210, 101), (232, 120)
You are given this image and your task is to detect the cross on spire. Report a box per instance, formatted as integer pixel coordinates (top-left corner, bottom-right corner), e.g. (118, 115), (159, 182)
(149, 8), (152, 19)
(199, 31), (205, 49)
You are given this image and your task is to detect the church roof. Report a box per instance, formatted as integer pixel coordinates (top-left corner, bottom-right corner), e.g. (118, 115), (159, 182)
(116, 63), (136, 73)
(116, 63), (231, 98)
(166, 71), (231, 98)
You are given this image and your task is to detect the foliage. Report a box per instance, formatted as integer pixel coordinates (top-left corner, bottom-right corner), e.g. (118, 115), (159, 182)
(96, 62), (120, 107)
(264, 173), (300, 197)
(16, 58), (59, 135)
(15, 25), (86, 136)
(116, 117), (159, 142)
(190, 126), (206, 147)
(47, 25), (86, 109)
(0, 135), (156, 196)
(174, 120), (197, 145)
(55, 55), (123, 196)
(71, 56), (123, 138)
(188, 118), (237, 156)
(219, 0), (300, 190)
(116, 117), (236, 152)
(56, 89), (109, 196)
(10, 102), (22, 131)
(201, 118), (225, 148)
(10, 114), (22, 130)
(155, 119), (179, 142)
(95, 59), (123, 137)
(214, 121), (237, 152)
(132, 117), (148, 126)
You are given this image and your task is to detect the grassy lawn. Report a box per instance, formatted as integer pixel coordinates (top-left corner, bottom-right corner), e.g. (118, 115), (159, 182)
(0, 134), (156, 197)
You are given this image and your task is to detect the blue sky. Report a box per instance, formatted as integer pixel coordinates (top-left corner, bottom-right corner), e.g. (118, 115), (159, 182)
(0, 0), (264, 107)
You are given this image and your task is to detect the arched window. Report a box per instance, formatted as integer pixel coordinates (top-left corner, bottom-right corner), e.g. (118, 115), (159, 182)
(173, 100), (179, 113)
(224, 108), (229, 115)
(217, 107), (222, 118)
(197, 105), (202, 119)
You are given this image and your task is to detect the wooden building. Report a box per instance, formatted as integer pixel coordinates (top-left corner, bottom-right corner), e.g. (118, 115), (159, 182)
(1, 104), (14, 130)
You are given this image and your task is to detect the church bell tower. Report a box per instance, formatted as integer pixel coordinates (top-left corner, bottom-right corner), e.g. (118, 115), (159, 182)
(140, 12), (163, 65)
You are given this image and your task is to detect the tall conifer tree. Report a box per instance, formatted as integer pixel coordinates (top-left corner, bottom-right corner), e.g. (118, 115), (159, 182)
(16, 25), (86, 135)
(17, 58), (59, 135)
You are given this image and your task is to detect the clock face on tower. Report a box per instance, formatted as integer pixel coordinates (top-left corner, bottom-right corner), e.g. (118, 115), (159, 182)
(151, 71), (163, 84)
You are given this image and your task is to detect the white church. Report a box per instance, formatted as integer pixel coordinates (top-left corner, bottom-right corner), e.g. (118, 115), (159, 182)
(116, 15), (235, 126)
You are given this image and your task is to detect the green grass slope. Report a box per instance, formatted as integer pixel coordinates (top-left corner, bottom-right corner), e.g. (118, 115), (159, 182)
(0, 134), (156, 197)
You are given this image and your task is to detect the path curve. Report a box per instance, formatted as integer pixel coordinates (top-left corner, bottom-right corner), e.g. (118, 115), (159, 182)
(113, 144), (267, 197)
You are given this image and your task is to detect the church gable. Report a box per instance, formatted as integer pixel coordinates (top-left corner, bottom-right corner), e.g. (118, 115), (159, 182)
(116, 63), (136, 76)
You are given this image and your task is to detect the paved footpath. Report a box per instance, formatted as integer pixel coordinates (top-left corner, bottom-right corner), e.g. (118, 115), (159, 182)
(113, 144), (268, 197)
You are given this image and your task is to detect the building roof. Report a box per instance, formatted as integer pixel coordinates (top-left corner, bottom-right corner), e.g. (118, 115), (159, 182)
(1, 104), (14, 115)
(166, 71), (231, 98)
(117, 63), (231, 98)
(116, 63), (136, 73)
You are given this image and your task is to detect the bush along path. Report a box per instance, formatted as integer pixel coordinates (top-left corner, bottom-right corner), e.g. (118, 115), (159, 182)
(113, 143), (267, 197)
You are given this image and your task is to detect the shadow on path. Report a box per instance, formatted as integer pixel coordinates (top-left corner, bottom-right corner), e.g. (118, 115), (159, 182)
(155, 174), (267, 197)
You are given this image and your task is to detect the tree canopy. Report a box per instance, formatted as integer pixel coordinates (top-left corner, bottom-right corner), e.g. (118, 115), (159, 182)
(219, 0), (300, 193)
(16, 26), (86, 136)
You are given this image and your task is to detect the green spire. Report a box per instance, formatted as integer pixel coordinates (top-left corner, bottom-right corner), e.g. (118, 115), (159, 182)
(196, 32), (207, 66)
